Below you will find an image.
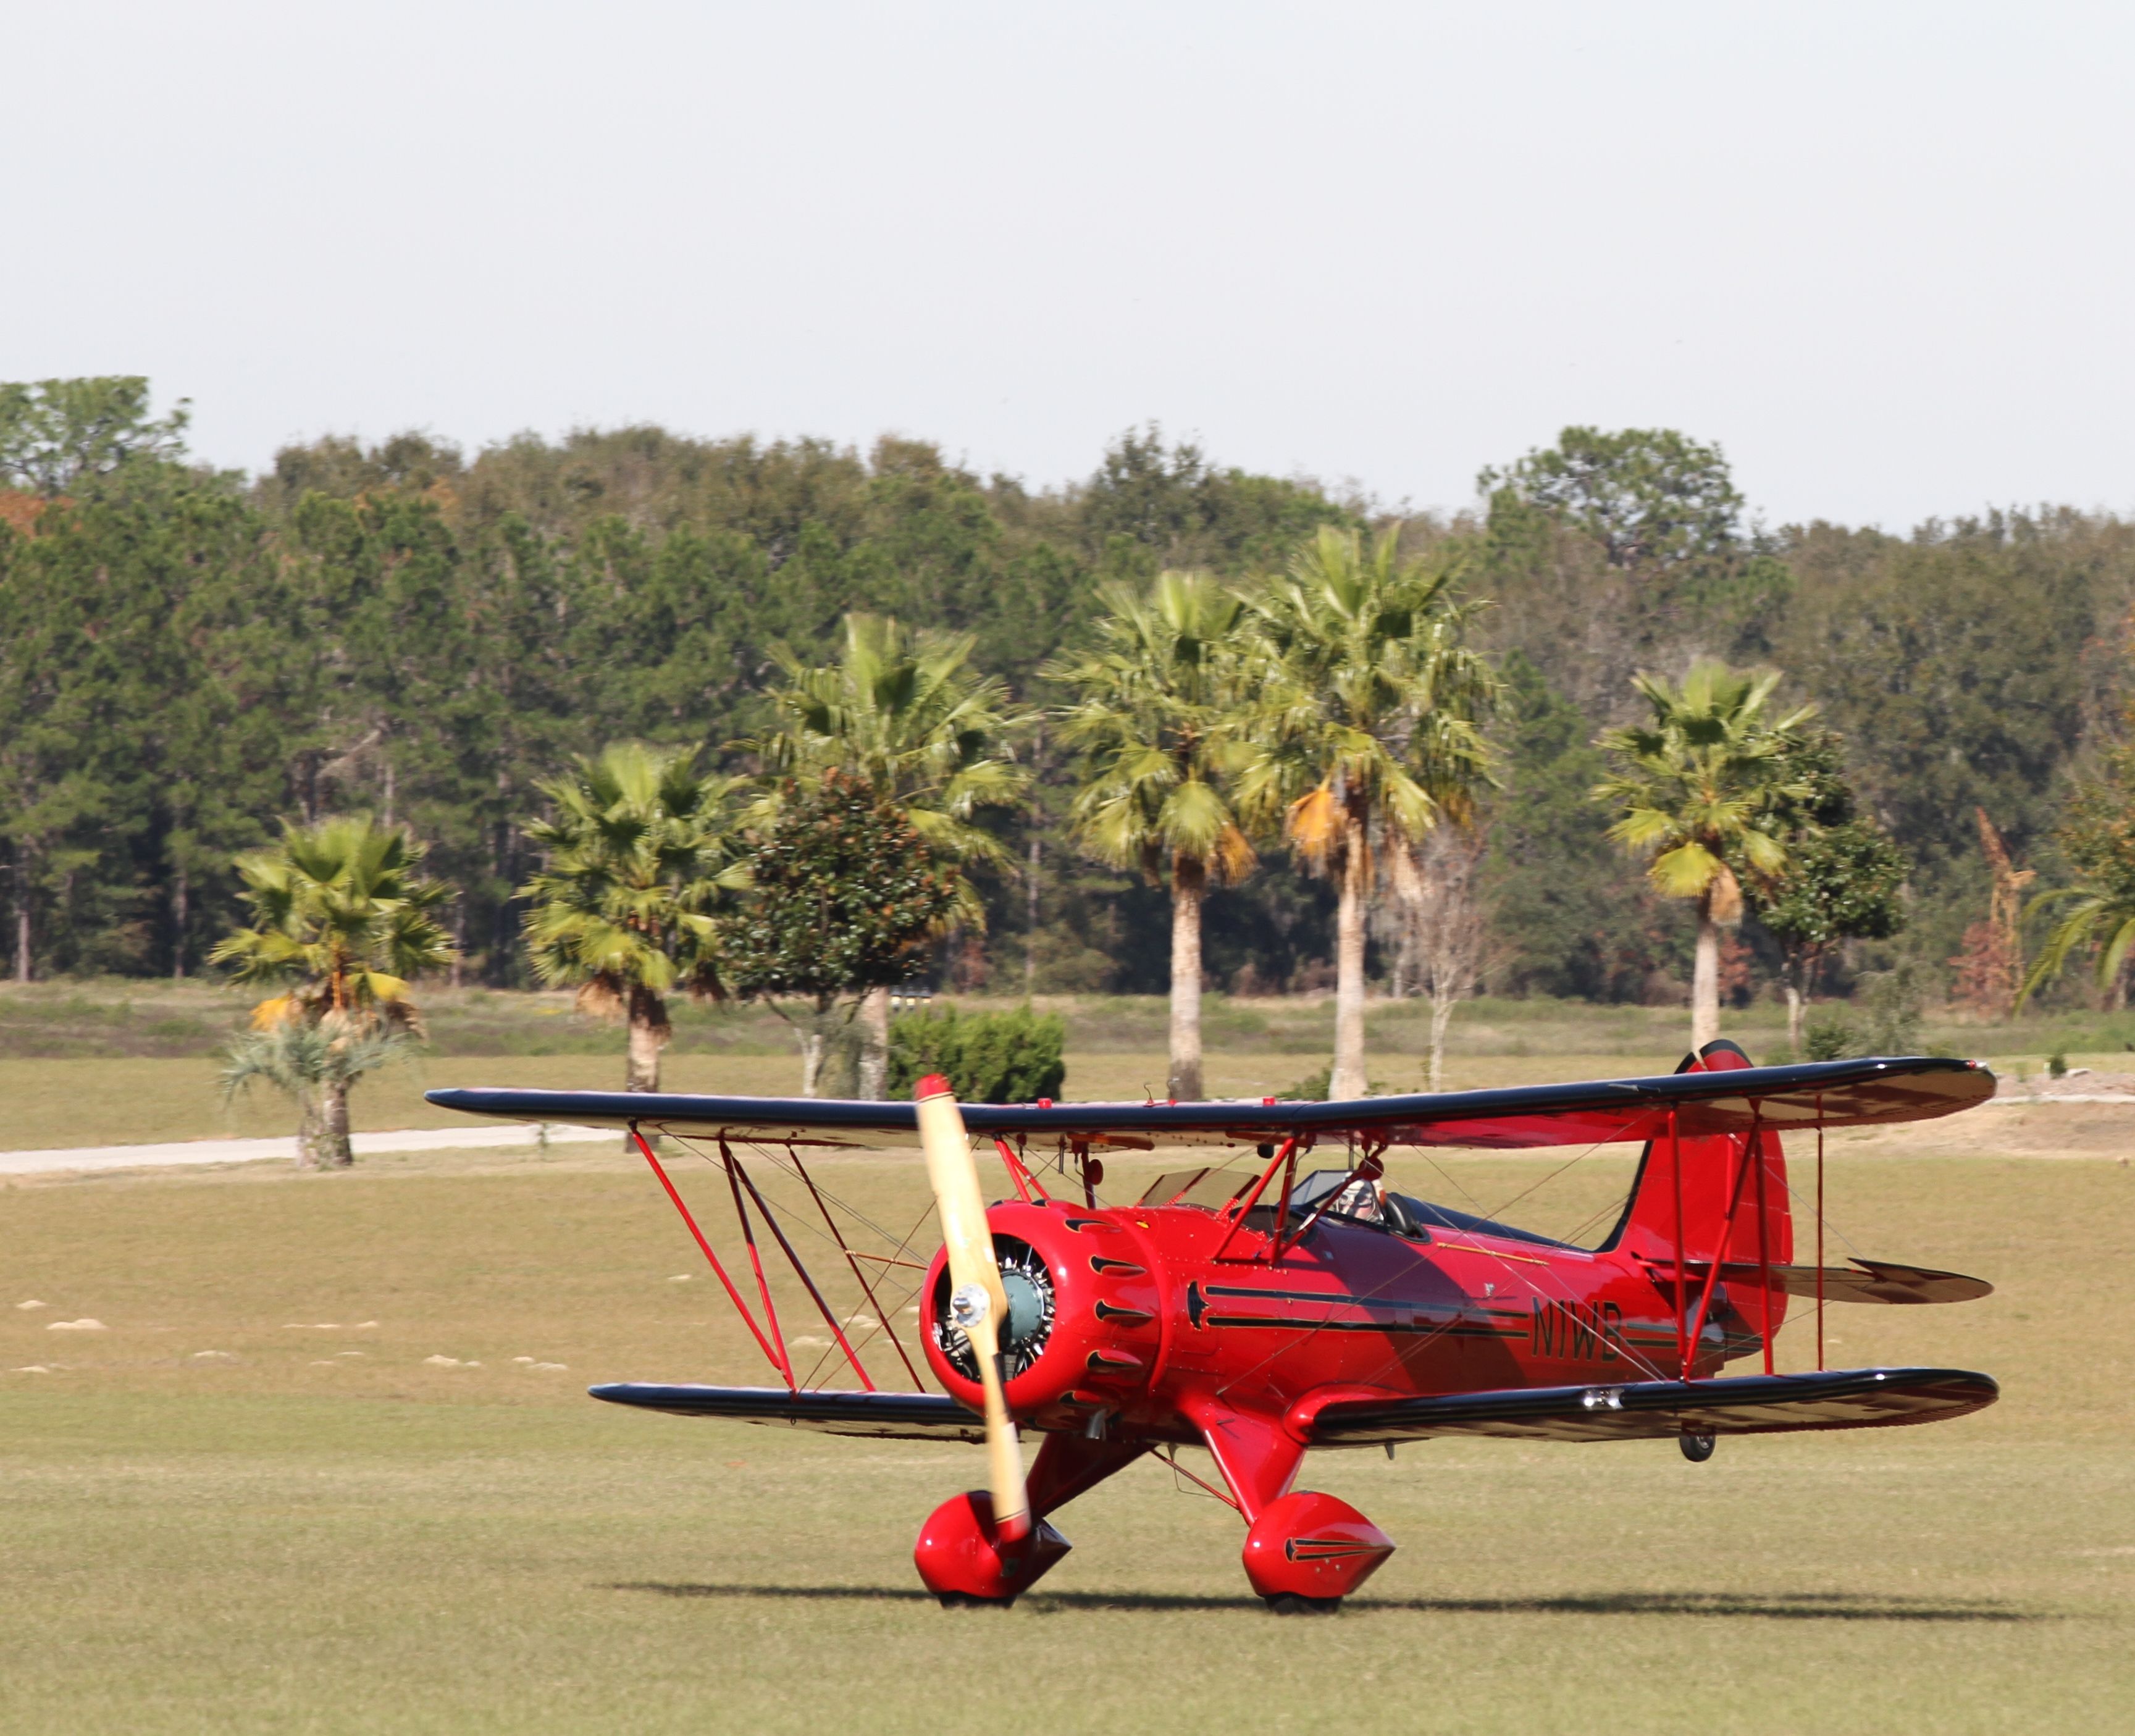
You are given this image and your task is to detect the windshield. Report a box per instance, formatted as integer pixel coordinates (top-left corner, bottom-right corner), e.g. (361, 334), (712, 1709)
(1136, 1167), (1259, 1210)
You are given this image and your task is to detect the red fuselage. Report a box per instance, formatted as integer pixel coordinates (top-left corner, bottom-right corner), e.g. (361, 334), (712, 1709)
(920, 1191), (1779, 1450)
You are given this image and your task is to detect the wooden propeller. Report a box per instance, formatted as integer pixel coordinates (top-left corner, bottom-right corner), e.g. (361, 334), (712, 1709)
(915, 1074), (1032, 1545)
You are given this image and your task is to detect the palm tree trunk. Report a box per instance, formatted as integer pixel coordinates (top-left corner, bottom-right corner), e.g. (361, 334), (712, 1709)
(626, 988), (665, 1093)
(858, 986), (891, 1099)
(1329, 840), (1370, 1101)
(295, 1091), (325, 1170)
(1168, 855), (1206, 1101)
(171, 863), (188, 980)
(1025, 828), (1041, 997)
(1428, 992), (1456, 1094)
(13, 845), (30, 983)
(316, 1078), (354, 1168)
(1692, 893), (1720, 1053)
(1782, 946), (1811, 1055)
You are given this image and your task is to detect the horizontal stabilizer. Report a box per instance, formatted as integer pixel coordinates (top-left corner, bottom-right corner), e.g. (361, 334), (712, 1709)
(1306, 1365), (1998, 1446)
(1814, 1258), (1995, 1304)
(1646, 1257), (1993, 1306)
(591, 1383), (984, 1441)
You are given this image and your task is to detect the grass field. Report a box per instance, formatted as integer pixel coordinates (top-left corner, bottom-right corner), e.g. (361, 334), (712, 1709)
(5, 1101), (2133, 1734)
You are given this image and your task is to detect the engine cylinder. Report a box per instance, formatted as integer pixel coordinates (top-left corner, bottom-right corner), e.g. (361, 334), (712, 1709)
(920, 1201), (1164, 1431)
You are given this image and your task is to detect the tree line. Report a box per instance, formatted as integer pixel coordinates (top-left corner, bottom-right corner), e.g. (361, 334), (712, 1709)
(7, 379), (2135, 1070)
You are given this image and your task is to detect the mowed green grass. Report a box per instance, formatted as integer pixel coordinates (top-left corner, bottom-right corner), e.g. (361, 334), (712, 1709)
(4, 1126), (2133, 1734)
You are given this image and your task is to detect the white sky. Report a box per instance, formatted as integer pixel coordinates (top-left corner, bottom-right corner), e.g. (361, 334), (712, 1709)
(4, 2), (2129, 529)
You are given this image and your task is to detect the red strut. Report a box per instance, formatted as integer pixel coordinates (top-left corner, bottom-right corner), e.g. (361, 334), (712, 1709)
(629, 1123), (784, 1377)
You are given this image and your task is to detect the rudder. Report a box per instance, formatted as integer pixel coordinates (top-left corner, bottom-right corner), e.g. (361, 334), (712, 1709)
(1601, 1039), (1793, 1270)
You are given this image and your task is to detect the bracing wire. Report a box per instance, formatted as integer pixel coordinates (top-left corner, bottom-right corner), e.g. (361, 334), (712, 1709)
(666, 1131), (941, 1391)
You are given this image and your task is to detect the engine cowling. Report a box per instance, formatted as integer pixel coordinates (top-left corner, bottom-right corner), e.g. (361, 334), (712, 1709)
(920, 1200), (1164, 1433)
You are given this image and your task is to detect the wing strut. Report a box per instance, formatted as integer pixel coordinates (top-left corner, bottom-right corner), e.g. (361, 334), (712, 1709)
(632, 1123), (933, 1396)
(1210, 1136), (1299, 1263)
(1753, 1102), (1774, 1375)
(718, 1142), (797, 1390)
(1669, 1106), (1687, 1370)
(785, 1144), (926, 1388)
(1683, 1114), (1757, 1367)
(723, 1139), (876, 1391)
(629, 1122), (789, 1380)
(1815, 1099), (1826, 1370)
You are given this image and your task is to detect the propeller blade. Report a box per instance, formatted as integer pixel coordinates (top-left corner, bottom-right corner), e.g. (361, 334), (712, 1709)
(916, 1073), (1031, 1546)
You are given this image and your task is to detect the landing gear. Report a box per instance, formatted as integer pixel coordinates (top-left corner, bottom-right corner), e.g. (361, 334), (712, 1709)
(1679, 1430), (1717, 1462)
(1241, 1491), (1394, 1608)
(912, 1491), (1072, 1606)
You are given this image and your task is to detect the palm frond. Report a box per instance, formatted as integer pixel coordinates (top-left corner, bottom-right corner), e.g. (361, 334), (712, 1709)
(1648, 841), (1725, 900)
(216, 815), (458, 1036)
(1049, 571), (1259, 884)
(1593, 659), (1809, 909)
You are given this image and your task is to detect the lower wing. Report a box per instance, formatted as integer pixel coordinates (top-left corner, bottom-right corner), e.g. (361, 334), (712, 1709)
(1306, 1366), (1997, 1445)
(593, 1366), (1997, 1448)
(591, 1383), (985, 1442)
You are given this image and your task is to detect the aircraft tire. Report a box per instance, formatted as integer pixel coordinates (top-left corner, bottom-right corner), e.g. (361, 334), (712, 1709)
(1679, 1430), (1717, 1462)
(1264, 1593), (1344, 1615)
(936, 1591), (1017, 1609)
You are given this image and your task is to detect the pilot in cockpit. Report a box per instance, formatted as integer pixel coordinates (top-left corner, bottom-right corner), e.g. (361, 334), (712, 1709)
(1332, 1176), (1387, 1223)
(1325, 1172), (1432, 1239)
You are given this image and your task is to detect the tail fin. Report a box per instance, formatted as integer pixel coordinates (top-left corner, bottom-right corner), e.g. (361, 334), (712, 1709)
(1601, 1040), (1793, 1268)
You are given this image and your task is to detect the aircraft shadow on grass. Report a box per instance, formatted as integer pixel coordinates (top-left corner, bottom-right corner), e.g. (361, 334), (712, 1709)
(609, 1582), (2047, 1622)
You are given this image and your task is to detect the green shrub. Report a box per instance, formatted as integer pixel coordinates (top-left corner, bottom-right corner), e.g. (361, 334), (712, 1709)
(2048, 1050), (2069, 1078)
(888, 1005), (1067, 1104)
(1855, 962), (1926, 1055)
(1803, 1012), (1857, 1061)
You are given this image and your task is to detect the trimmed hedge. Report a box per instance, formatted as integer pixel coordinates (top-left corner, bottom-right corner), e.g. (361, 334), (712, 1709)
(887, 1005), (1067, 1104)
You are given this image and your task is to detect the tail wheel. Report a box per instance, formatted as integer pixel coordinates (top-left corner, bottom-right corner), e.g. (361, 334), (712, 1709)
(1679, 1430), (1717, 1462)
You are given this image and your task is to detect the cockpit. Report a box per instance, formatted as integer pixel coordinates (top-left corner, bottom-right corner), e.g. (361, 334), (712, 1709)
(1135, 1165), (1574, 1249)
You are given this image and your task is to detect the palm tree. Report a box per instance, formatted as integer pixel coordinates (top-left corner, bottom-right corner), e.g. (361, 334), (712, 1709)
(2022, 884), (2135, 1010)
(519, 742), (750, 1094)
(212, 815), (456, 1167)
(1594, 660), (1813, 1051)
(1048, 572), (1256, 1100)
(740, 614), (1031, 1096)
(221, 1021), (419, 1167)
(2017, 774), (2135, 1010)
(1236, 526), (1499, 1101)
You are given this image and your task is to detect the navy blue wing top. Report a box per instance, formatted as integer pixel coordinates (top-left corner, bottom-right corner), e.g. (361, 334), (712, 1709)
(425, 1054), (1992, 1150)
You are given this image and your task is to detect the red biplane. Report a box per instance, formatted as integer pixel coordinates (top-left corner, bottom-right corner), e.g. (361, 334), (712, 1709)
(429, 1042), (2000, 1611)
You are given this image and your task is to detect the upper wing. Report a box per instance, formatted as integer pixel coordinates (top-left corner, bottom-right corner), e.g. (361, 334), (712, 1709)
(1304, 1366), (1999, 1446)
(590, 1383), (985, 1442)
(427, 1054), (1992, 1151)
